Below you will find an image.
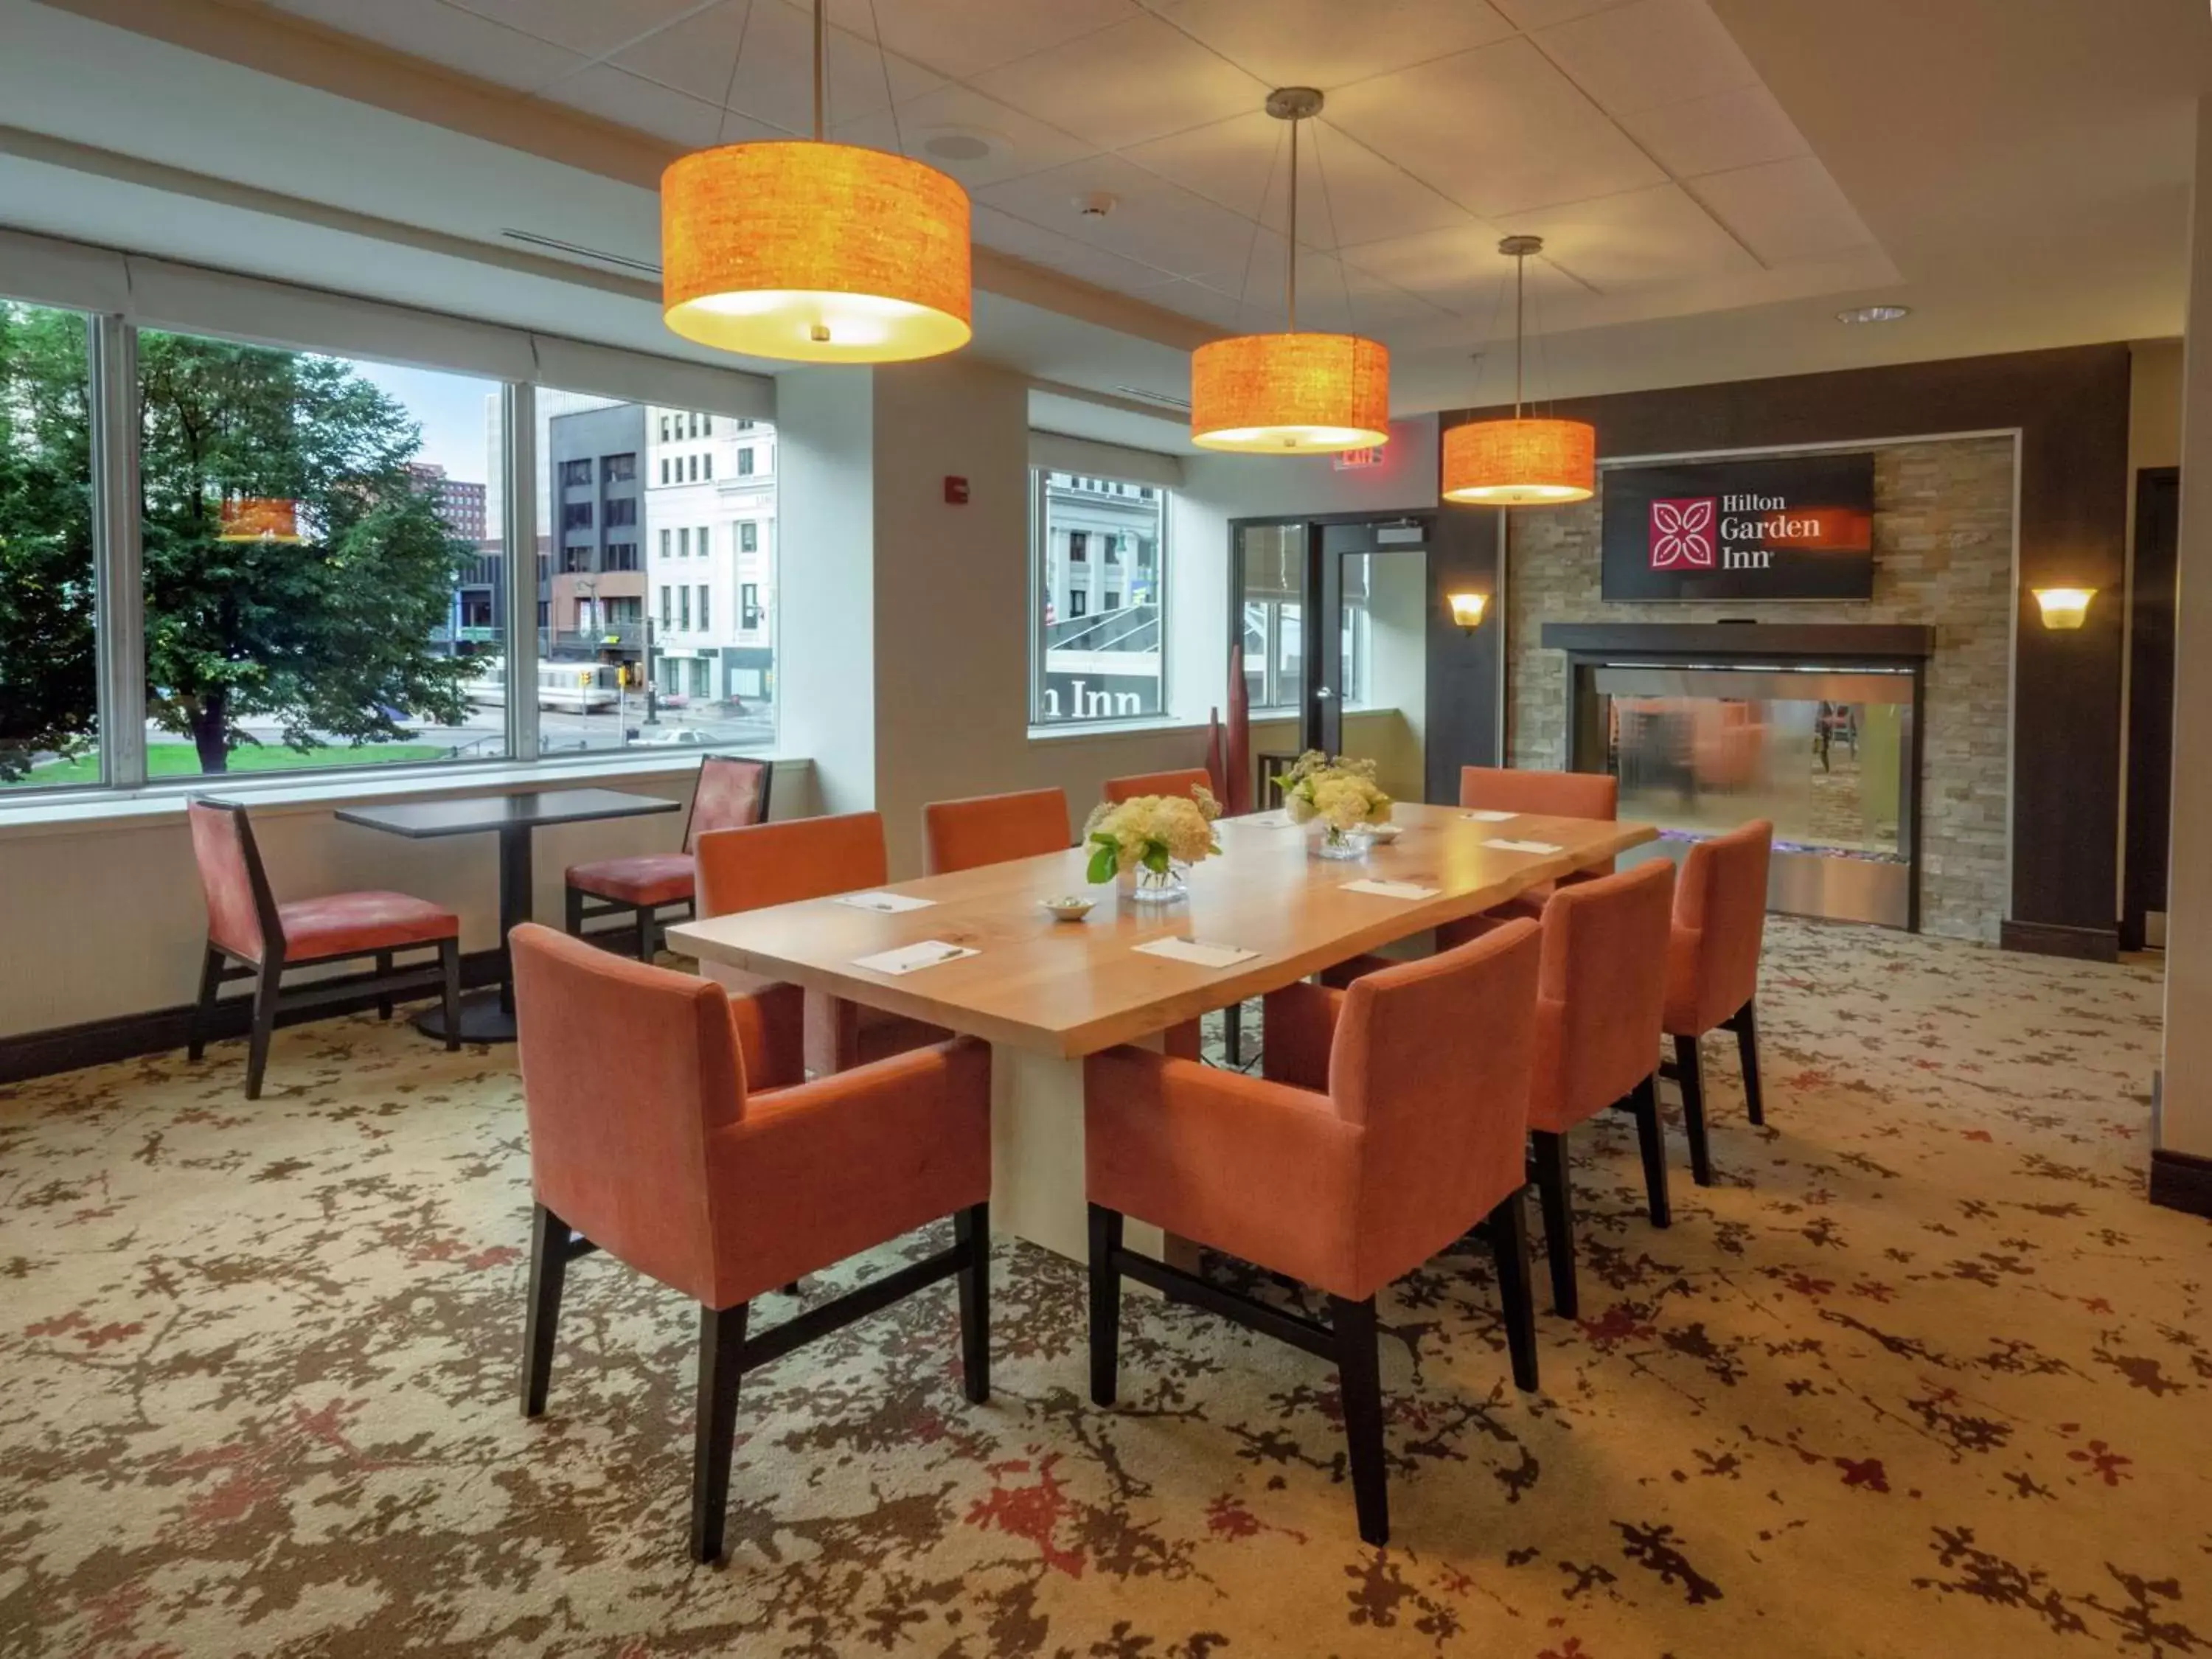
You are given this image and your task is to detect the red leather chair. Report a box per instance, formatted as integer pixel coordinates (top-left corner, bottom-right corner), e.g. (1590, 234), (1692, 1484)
(1102, 768), (1213, 806)
(1523, 860), (1676, 1316)
(1085, 920), (1543, 1547)
(565, 755), (772, 960)
(1662, 821), (1775, 1186)
(695, 812), (948, 1076)
(511, 923), (992, 1563)
(922, 787), (1069, 875)
(187, 799), (460, 1099)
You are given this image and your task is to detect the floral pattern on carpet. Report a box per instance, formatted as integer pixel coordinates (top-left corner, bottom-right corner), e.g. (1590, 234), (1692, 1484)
(0, 918), (2204, 1658)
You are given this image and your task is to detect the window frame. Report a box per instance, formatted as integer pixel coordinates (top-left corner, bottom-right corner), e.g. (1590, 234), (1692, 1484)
(1027, 465), (1172, 731)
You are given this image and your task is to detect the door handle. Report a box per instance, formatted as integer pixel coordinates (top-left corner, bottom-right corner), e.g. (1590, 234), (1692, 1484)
(1315, 686), (1335, 700)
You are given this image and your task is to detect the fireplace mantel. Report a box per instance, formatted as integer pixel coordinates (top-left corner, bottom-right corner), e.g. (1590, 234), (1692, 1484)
(1540, 621), (1933, 661)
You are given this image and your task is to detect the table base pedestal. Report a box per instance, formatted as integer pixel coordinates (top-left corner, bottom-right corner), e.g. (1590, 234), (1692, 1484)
(414, 987), (516, 1045)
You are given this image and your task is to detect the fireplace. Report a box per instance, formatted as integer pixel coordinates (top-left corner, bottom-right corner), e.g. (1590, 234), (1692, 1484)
(1543, 623), (1933, 928)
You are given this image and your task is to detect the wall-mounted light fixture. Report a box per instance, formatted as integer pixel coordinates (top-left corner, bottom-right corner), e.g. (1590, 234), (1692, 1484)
(2031, 587), (2096, 630)
(1447, 592), (1489, 631)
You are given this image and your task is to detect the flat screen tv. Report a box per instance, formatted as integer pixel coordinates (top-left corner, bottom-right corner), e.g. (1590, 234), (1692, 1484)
(1600, 452), (1876, 602)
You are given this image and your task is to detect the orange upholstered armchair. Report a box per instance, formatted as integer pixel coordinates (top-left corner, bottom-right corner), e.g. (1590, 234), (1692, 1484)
(186, 799), (461, 1099)
(1434, 765), (1621, 945)
(1102, 768), (1213, 805)
(511, 924), (992, 1564)
(565, 755), (772, 961)
(1085, 920), (1543, 1547)
(1661, 820), (1775, 1186)
(922, 787), (1069, 875)
(1524, 860), (1675, 1316)
(695, 811), (949, 1076)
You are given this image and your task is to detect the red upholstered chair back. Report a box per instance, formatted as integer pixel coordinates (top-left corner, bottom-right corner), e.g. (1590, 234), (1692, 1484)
(1534, 860), (1675, 1125)
(684, 756), (773, 853)
(1102, 768), (1212, 806)
(1460, 765), (1618, 821)
(1328, 918), (1542, 1278)
(922, 787), (1069, 875)
(187, 799), (276, 963)
(512, 922), (740, 1303)
(695, 812), (888, 919)
(1669, 820), (1773, 1034)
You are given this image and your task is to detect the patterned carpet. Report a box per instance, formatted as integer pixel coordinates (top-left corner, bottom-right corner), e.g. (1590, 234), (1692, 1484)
(1, 919), (2204, 1658)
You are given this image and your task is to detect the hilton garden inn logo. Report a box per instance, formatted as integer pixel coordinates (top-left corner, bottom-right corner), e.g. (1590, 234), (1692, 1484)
(1651, 495), (1801, 572)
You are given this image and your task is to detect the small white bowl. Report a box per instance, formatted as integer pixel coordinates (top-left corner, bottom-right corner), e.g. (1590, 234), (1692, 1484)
(1041, 895), (1096, 922)
(1366, 821), (1404, 844)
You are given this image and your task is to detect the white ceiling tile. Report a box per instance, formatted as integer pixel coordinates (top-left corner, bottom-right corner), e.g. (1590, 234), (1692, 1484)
(967, 13), (1269, 151)
(1504, 182), (1759, 291)
(1122, 113), (1473, 252)
(978, 153), (1256, 279)
(1489, 0), (1636, 27)
(1534, 0), (1759, 116)
(540, 63), (783, 149)
(270, 0), (588, 90)
(1148, 0), (1518, 91)
(1192, 240), (1455, 334)
(613, 0), (939, 129)
(1690, 156), (1877, 265)
(1616, 82), (1809, 178)
(442, 0), (701, 58)
(974, 203), (1187, 292)
(1327, 38), (1666, 218)
(813, 0), (1144, 80)
(830, 83), (1093, 189)
(1338, 220), (1582, 313)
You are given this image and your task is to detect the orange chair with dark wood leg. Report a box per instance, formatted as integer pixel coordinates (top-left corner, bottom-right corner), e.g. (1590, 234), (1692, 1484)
(694, 812), (950, 1077)
(1441, 765), (1619, 937)
(186, 799), (462, 1099)
(1102, 768), (1213, 806)
(511, 924), (991, 1563)
(564, 754), (773, 961)
(1660, 820), (1775, 1186)
(1086, 921), (1544, 1547)
(921, 787), (1070, 875)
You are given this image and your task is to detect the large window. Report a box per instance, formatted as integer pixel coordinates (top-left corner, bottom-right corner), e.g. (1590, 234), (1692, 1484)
(1237, 522), (1304, 712)
(1031, 468), (1167, 727)
(0, 302), (97, 790)
(137, 331), (507, 779)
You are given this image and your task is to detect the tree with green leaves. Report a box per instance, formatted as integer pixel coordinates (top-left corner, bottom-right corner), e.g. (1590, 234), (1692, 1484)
(0, 305), (473, 778)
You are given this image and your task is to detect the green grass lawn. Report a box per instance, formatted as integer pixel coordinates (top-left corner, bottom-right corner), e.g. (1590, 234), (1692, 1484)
(17, 742), (448, 787)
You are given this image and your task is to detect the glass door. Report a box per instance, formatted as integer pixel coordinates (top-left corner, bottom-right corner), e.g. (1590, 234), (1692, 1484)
(1315, 520), (1431, 804)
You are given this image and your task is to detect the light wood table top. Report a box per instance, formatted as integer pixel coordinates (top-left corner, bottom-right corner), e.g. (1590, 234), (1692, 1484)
(668, 803), (1657, 1060)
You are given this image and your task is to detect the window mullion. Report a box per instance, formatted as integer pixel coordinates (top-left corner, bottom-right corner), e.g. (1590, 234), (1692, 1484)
(88, 316), (145, 790)
(504, 381), (540, 764)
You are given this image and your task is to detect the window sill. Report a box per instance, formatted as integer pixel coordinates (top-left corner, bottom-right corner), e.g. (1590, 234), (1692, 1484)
(0, 751), (811, 843)
(1024, 716), (1210, 746)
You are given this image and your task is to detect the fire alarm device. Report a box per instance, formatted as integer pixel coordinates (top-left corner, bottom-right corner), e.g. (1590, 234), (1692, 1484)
(945, 476), (970, 504)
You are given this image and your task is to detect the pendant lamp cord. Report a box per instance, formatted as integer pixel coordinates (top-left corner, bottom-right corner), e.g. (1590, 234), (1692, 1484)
(1285, 113), (1299, 334)
(813, 0), (826, 142)
(1514, 248), (1526, 419)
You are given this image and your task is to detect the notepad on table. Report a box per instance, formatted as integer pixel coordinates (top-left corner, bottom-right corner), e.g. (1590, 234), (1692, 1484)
(1340, 878), (1439, 900)
(1133, 936), (1259, 969)
(852, 939), (978, 975)
(1483, 838), (1564, 855)
(835, 891), (935, 914)
(1463, 808), (1518, 822)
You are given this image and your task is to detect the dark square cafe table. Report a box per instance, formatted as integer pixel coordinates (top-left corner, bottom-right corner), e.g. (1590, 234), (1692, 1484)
(335, 787), (681, 1043)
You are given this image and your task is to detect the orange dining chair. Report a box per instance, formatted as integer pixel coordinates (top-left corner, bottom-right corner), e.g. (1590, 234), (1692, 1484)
(695, 811), (949, 1076)
(1440, 765), (1621, 939)
(1085, 920), (1543, 1547)
(1102, 768), (1213, 806)
(1661, 820), (1775, 1186)
(187, 799), (461, 1099)
(1523, 860), (1677, 1317)
(564, 755), (773, 961)
(921, 787), (1070, 876)
(511, 924), (992, 1564)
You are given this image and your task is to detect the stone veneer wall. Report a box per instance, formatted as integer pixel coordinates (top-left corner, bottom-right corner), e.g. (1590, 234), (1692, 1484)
(1506, 435), (2017, 942)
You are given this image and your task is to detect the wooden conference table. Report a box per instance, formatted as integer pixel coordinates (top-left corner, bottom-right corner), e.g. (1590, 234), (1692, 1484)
(669, 803), (1655, 1262)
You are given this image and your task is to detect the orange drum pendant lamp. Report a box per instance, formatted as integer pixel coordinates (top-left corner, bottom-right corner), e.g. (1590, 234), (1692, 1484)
(215, 497), (304, 543)
(1442, 236), (1595, 505)
(660, 0), (971, 364)
(1191, 88), (1389, 455)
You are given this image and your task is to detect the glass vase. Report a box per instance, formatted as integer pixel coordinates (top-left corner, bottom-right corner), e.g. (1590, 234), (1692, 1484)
(1124, 864), (1189, 903)
(1316, 824), (1370, 860)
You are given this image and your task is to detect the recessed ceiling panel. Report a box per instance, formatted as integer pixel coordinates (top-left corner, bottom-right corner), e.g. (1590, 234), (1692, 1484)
(830, 83), (1094, 189)
(1506, 182), (1762, 290)
(967, 13), (1268, 151)
(444, 0), (703, 59)
(1618, 81), (1808, 178)
(1338, 220), (1582, 312)
(1534, 0), (1761, 116)
(268, 0), (588, 91)
(610, 0), (939, 128)
(1150, 0), (1519, 91)
(816, 0), (1144, 81)
(1489, 0), (1637, 29)
(973, 203), (1189, 293)
(1692, 155), (1877, 264)
(543, 64), (780, 150)
(978, 153), (1256, 280)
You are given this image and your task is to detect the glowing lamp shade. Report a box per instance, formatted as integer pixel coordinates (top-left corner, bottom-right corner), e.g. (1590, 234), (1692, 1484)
(1441, 417), (1596, 505)
(1447, 591), (1489, 630)
(2033, 587), (2096, 630)
(1190, 332), (1390, 454)
(217, 497), (303, 543)
(661, 142), (972, 364)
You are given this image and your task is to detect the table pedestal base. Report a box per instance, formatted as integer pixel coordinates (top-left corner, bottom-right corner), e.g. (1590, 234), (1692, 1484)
(414, 987), (516, 1045)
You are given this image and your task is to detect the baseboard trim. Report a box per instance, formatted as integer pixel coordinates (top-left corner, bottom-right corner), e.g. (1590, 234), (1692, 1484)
(2148, 1147), (2212, 1220)
(0, 948), (508, 1085)
(1999, 918), (2120, 962)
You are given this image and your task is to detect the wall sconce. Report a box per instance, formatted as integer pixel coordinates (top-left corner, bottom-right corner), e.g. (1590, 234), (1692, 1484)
(1447, 592), (1489, 631)
(2032, 588), (2096, 630)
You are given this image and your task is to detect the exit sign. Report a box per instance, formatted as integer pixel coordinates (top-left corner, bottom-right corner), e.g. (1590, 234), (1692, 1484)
(1333, 445), (1385, 471)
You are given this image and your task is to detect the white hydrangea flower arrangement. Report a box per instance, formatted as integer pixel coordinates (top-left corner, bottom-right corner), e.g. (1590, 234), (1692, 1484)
(1273, 751), (1394, 832)
(1082, 786), (1223, 894)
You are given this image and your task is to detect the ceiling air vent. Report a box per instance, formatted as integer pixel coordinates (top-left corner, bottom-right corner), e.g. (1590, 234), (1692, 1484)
(501, 229), (662, 277)
(1110, 384), (1192, 412)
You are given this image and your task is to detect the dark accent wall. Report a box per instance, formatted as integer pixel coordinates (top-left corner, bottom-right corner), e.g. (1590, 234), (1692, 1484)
(1435, 344), (2133, 950)
(1423, 500), (1506, 801)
